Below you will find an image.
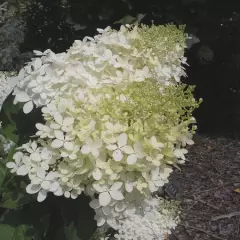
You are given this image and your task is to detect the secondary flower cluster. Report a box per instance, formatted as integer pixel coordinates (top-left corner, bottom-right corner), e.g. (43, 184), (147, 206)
(0, 71), (18, 111)
(12, 24), (187, 113)
(6, 24), (200, 239)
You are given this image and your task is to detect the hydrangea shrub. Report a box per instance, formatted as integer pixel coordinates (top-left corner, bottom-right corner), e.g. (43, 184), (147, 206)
(5, 24), (201, 239)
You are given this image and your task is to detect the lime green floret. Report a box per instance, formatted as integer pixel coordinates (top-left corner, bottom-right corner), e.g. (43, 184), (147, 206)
(94, 80), (201, 140)
(136, 24), (187, 58)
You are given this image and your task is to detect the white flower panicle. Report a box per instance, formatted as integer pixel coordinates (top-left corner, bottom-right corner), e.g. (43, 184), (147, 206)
(6, 24), (201, 240)
(12, 24), (187, 113)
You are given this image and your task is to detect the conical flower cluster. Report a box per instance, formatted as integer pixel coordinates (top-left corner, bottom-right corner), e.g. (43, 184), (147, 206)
(6, 24), (201, 239)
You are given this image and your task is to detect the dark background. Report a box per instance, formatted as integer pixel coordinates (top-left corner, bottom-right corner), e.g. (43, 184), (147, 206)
(14, 0), (240, 138)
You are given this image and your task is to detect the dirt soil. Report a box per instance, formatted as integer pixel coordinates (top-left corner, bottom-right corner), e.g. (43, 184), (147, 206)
(170, 134), (240, 240)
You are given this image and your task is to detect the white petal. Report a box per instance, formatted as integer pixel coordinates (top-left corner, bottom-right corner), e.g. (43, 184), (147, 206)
(112, 149), (123, 161)
(64, 191), (71, 198)
(15, 91), (31, 102)
(125, 182), (134, 193)
(41, 180), (51, 190)
(99, 192), (111, 206)
(153, 179), (164, 187)
(110, 191), (124, 201)
(117, 133), (127, 148)
(150, 136), (158, 148)
(50, 123), (60, 129)
(148, 181), (157, 192)
(93, 183), (108, 193)
(33, 50), (43, 56)
(127, 154), (137, 165)
(69, 153), (77, 160)
(36, 167), (46, 179)
(61, 152), (69, 158)
(122, 145), (135, 155)
(63, 117), (74, 127)
(36, 123), (44, 130)
(31, 142), (37, 150)
(102, 206), (111, 216)
(64, 142), (74, 151)
(16, 165), (30, 176)
(51, 139), (64, 148)
(91, 148), (99, 157)
(125, 204), (136, 214)
(34, 58), (42, 69)
(45, 171), (57, 180)
(106, 144), (118, 151)
(54, 130), (65, 140)
(71, 191), (78, 199)
(50, 181), (60, 192)
(37, 189), (48, 202)
(105, 122), (113, 130)
(89, 199), (101, 209)
(13, 152), (23, 162)
(23, 101), (34, 114)
(96, 216), (105, 226)
(53, 112), (63, 125)
(54, 187), (63, 196)
(26, 184), (41, 194)
(106, 217), (117, 229)
(81, 145), (91, 154)
(30, 152), (41, 162)
(18, 68), (25, 80)
(110, 182), (123, 191)
(6, 162), (16, 169)
(187, 139), (194, 145)
(41, 162), (49, 171)
(92, 139), (102, 148)
(92, 168), (102, 180)
(32, 177), (42, 185)
(134, 142), (143, 153)
(115, 202), (126, 212)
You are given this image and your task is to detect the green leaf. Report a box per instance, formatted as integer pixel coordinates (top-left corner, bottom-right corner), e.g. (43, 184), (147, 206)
(0, 176), (33, 209)
(64, 222), (82, 240)
(114, 15), (136, 24)
(0, 191), (32, 209)
(0, 162), (6, 188)
(7, 145), (17, 163)
(0, 203), (51, 240)
(114, 13), (146, 25)
(0, 223), (32, 240)
(2, 96), (22, 126)
(2, 124), (18, 144)
(0, 210), (33, 240)
(60, 196), (96, 240)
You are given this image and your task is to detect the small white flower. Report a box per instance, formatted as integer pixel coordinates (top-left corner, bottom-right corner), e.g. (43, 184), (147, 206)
(51, 130), (74, 150)
(26, 168), (60, 202)
(143, 167), (167, 193)
(35, 123), (54, 138)
(102, 122), (127, 144)
(106, 133), (129, 161)
(81, 137), (102, 157)
(50, 112), (74, 132)
(6, 152), (24, 173)
(93, 182), (124, 206)
(149, 136), (164, 150)
(124, 141), (145, 165)
(173, 148), (188, 161)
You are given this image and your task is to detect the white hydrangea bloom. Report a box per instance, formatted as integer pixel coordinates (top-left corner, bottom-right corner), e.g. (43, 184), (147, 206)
(12, 24), (188, 114)
(6, 24), (201, 239)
